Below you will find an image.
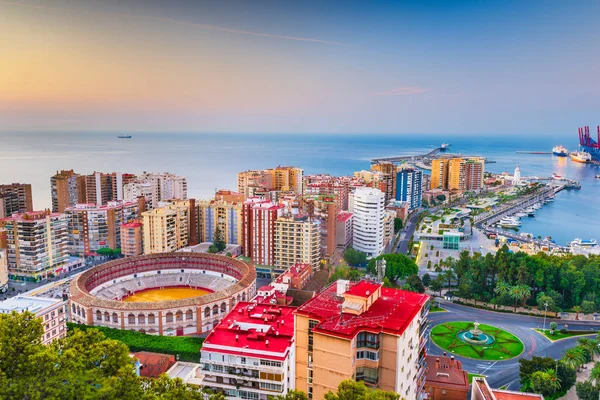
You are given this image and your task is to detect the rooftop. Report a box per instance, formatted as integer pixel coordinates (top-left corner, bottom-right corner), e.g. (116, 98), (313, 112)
(337, 212), (353, 222)
(0, 296), (64, 314)
(202, 301), (296, 357)
(424, 355), (469, 391)
(473, 378), (544, 400)
(133, 351), (176, 378)
(121, 222), (143, 229)
(295, 280), (428, 339)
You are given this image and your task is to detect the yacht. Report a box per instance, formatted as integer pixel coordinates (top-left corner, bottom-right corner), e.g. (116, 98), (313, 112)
(499, 217), (521, 228)
(552, 145), (568, 157)
(514, 212), (527, 218)
(524, 207), (536, 216)
(570, 150), (592, 163)
(570, 238), (598, 248)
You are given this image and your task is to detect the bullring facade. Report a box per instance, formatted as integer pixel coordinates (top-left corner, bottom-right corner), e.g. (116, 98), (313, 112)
(69, 253), (256, 336)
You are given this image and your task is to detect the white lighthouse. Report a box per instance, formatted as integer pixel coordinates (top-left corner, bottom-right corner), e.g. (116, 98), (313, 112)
(514, 165), (521, 186)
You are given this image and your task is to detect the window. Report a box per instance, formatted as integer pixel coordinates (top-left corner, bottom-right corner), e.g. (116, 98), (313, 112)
(356, 350), (379, 361)
(212, 305), (219, 315)
(308, 319), (318, 352)
(356, 367), (378, 385)
(176, 311), (183, 322)
(96, 310), (102, 321)
(166, 312), (173, 323)
(204, 307), (210, 317)
(259, 372), (283, 381)
(259, 382), (283, 392)
(186, 309), (193, 320)
(138, 314), (145, 325)
(128, 314), (135, 325)
(357, 332), (380, 349)
(260, 360), (282, 368)
(148, 314), (155, 324)
(112, 313), (118, 323)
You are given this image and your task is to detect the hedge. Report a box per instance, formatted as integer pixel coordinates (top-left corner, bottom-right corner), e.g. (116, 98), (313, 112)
(67, 322), (204, 362)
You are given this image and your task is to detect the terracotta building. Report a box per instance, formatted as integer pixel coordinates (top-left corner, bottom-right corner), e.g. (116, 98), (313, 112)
(424, 354), (469, 400)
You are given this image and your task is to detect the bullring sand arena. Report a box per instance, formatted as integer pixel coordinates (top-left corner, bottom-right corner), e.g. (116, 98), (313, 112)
(69, 253), (256, 336)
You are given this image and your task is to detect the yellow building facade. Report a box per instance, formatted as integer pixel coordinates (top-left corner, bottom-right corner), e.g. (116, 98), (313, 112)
(274, 215), (321, 269)
(142, 201), (190, 254)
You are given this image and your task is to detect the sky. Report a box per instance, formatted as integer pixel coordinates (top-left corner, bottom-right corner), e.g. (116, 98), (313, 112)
(1, 0), (599, 134)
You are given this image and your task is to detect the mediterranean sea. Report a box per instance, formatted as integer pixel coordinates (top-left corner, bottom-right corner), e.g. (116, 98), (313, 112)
(1, 131), (598, 246)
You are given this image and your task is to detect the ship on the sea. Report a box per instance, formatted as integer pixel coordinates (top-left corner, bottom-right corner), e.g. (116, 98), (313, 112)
(577, 126), (600, 162)
(570, 150), (592, 163)
(440, 143), (450, 151)
(117, 135), (132, 139)
(552, 145), (568, 157)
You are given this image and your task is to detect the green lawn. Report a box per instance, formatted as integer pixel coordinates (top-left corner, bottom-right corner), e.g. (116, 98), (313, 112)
(430, 321), (524, 361)
(430, 305), (446, 313)
(467, 373), (486, 384)
(534, 329), (598, 341)
(67, 322), (204, 362)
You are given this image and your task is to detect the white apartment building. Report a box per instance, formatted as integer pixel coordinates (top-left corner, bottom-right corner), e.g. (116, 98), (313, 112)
(0, 296), (68, 345)
(125, 172), (187, 209)
(349, 187), (386, 258)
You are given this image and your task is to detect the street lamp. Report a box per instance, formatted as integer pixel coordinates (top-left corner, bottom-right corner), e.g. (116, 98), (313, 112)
(543, 302), (548, 332)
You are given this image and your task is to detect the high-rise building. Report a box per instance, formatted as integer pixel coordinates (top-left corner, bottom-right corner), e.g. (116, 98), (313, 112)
(1, 211), (69, 281)
(350, 187), (385, 258)
(196, 199), (243, 245)
(336, 212), (353, 250)
(430, 157), (484, 192)
(83, 172), (136, 206)
(396, 168), (423, 210)
(50, 170), (83, 213)
(299, 195), (338, 257)
(142, 201), (191, 254)
(371, 162), (397, 203)
(274, 214), (321, 269)
(238, 167), (303, 199)
(123, 172), (187, 209)
(0, 183), (33, 218)
(65, 201), (140, 256)
(242, 198), (284, 266)
(200, 300), (297, 399)
(120, 222), (143, 257)
(295, 280), (430, 400)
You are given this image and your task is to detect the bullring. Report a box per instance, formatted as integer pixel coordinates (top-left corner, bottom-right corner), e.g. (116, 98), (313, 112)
(69, 253), (256, 336)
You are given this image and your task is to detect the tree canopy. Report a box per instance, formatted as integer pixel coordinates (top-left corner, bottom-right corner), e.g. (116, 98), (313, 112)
(324, 380), (401, 400)
(0, 311), (208, 399)
(366, 253), (418, 284)
(343, 248), (368, 267)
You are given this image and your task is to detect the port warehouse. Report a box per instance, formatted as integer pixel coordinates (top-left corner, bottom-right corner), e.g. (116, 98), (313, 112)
(68, 253), (256, 336)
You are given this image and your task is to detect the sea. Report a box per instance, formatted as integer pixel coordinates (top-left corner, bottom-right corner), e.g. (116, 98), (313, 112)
(1, 131), (598, 246)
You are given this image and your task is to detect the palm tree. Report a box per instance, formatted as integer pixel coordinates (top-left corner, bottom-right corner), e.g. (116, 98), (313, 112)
(588, 362), (600, 388)
(508, 285), (531, 312)
(444, 269), (455, 288)
(545, 368), (562, 393)
(495, 281), (510, 296)
(590, 339), (600, 361)
(562, 347), (586, 371)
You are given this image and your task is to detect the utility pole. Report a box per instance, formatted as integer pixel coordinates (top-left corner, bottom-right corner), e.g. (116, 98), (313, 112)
(543, 302), (548, 332)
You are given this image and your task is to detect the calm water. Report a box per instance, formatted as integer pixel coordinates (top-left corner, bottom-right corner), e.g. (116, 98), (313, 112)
(0, 131), (598, 245)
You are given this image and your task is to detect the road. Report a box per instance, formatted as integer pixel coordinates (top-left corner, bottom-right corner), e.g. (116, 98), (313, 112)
(396, 212), (420, 254)
(429, 302), (600, 390)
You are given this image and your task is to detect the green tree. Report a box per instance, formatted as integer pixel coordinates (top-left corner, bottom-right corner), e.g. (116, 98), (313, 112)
(344, 248), (368, 267)
(143, 374), (204, 399)
(394, 218), (403, 233)
(207, 244), (218, 254)
(213, 227), (226, 252)
(588, 362), (600, 387)
(404, 274), (425, 293)
(530, 370), (561, 396)
(582, 300), (596, 314)
(562, 347), (586, 371)
(422, 273), (431, 287)
(549, 321), (558, 333)
(324, 380), (401, 400)
(576, 381), (600, 400)
(275, 390), (309, 400)
(436, 194), (446, 202)
(430, 275), (444, 296)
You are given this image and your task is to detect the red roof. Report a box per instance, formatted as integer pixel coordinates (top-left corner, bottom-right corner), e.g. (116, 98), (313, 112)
(122, 222), (143, 229)
(295, 281), (428, 339)
(202, 301), (296, 357)
(133, 352), (175, 378)
(345, 281), (381, 298)
(336, 212), (353, 222)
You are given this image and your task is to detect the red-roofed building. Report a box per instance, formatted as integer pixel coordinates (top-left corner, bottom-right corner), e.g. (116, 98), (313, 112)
(199, 301), (297, 399)
(336, 212), (353, 250)
(295, 279), (430, 400)
(472, 377), (544, 400)
(424, 354), (469, 399)
(274, 263), (313, 290)
(133, 351), (176, 378)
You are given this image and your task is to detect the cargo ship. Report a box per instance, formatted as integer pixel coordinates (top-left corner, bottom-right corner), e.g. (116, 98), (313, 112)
(577, 126), (600, 161)
(117, 135), (132, 139)
(552, 145), (568, 156)
(570, 150), (592, 163)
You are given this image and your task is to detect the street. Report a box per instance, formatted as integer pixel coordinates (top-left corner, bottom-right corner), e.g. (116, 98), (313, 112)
(429, 301), (600, 390)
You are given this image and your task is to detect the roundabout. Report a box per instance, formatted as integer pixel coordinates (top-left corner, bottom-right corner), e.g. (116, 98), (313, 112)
(430, 321), (524, 360)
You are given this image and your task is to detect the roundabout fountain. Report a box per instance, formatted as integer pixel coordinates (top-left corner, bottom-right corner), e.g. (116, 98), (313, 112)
(430, 321), (524, 360)
(457, 322), (495, 345)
